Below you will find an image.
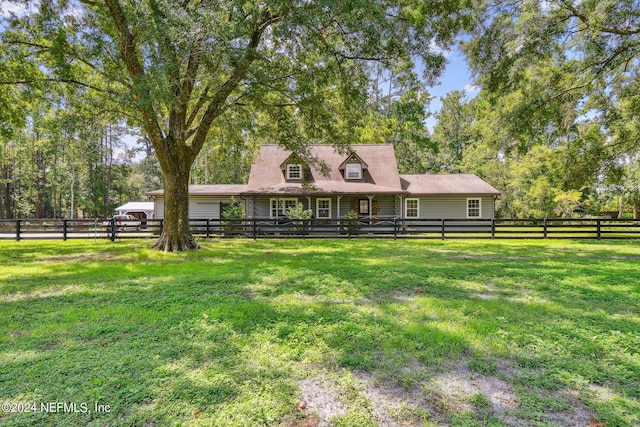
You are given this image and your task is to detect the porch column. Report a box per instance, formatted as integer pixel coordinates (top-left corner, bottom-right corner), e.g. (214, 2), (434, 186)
(336, 195), (343, 232)
(252, 196), (256, 218)
(368, 195), (373, 220)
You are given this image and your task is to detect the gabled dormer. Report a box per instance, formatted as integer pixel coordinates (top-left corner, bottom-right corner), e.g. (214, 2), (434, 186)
(279, 153), (307, 181)
(339, 153), (368, 181)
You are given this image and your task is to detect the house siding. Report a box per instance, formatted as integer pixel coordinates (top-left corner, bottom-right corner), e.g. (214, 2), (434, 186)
(411, 196), (495, 219)
(154, 196), (242, 219)
(154, 198), (164, 220)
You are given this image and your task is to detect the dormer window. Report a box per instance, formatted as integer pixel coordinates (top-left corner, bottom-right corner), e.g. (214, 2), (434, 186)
(286, 164), (303, 180)
(345, 163), (362, 180)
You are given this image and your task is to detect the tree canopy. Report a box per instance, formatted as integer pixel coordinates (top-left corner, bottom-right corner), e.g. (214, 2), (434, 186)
(2, 0), (472, 250)
(2, 0), (640, 235)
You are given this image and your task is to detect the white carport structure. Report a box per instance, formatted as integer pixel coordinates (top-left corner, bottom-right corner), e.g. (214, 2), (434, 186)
(115, 202), (155, 219)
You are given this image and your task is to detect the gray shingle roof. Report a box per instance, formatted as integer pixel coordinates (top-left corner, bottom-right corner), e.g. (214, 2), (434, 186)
(145, 146), (501, 197)
(400, 174), (501, 195)
(244, 144), (404, 195)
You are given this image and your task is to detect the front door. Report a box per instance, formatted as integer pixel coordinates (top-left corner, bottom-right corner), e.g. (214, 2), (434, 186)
(358, 199), (370, 215)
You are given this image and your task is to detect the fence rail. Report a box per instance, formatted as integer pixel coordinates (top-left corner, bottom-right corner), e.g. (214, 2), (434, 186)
(1, 217), (640, 241)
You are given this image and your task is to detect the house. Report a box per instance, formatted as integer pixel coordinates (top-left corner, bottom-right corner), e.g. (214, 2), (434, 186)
(146, 144), (500, 220)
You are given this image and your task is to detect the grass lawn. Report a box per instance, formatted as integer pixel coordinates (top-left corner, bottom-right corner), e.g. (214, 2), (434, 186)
(0, 239), (638, 427)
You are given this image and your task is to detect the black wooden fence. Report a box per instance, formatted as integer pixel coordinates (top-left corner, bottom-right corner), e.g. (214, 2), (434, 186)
(1, 217), (640, 240)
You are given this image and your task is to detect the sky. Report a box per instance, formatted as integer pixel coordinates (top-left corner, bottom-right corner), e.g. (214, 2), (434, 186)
(424, 45), (479, 132)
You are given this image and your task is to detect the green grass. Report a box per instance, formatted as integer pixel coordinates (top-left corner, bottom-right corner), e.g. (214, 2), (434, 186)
(0, 239), (639, 426)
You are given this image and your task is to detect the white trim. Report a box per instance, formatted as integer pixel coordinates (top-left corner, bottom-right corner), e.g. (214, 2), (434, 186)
(286, 164), (303, 180)
(405, 198), (419, 218)
(316, 198), (332, 219)
(270, 198), (299, 218)
(345, 163), (362, 180)
(467, 198), (481, 218)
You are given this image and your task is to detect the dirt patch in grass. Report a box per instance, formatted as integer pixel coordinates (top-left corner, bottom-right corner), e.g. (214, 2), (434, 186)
(296, 359), (597, 427)
(38, 253), (120, 263)
(296, 377), (347, 426)
(1, 285), (86, 303)
(471, 293), (498, 300)
(426, 361), (516, 419)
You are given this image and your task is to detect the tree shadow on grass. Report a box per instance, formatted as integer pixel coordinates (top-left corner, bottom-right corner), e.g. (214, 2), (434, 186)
(1, 239), (639, 426)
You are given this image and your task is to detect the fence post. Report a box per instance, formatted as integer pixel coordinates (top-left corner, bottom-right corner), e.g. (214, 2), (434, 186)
(159, 219), (163, 235)
(253, 219), (257, 240)
(596, 219), (601, 240)
(109, 218), (117, 241)
(393, 218), (398, 240)
(543, 218), (548, 239)
(16, 219), (21, 241)
(63, 219), (68, 241)
(441, 218), (445, 240)
(491, 218), (495, 239)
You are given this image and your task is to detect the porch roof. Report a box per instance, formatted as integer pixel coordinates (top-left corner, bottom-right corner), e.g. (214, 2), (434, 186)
(241, 182), (406, 195)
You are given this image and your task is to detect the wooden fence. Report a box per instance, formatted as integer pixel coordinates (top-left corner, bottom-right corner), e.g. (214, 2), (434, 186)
(1, 217), (640, 240)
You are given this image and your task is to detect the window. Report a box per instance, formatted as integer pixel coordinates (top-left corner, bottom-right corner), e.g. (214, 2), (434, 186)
(286, 164), (302, 180)
(359, 199), (369, 215)
(405, 198), (419, 218)
(467, 198), (481, 218)
(316, 198), (331, 219)
(345, 163), (362, 180)
(270, 198), (299, 218)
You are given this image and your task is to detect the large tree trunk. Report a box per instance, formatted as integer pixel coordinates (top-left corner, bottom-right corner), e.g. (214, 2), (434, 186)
(153, 150), (200, 252)
(102, 0), (267, 251)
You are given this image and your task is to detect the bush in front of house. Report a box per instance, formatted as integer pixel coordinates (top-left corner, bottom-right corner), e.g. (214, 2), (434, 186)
(341, 211), (362, 235)
(222, 198), (245, 236)
(285, 203), (313, 234)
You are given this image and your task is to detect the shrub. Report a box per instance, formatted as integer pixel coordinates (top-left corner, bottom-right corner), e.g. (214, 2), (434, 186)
(285, 203), (313, 233)
(222, 197), (245, 235)
(342, 211), (362, 235)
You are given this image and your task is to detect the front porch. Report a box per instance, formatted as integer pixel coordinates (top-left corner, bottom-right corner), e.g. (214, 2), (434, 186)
(246, 194), (401, 220)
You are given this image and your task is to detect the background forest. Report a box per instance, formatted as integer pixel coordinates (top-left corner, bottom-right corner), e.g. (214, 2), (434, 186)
(1, 0), (639, 220)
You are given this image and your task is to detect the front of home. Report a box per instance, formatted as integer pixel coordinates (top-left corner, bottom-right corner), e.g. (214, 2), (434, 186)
(147, 144), (500, 221)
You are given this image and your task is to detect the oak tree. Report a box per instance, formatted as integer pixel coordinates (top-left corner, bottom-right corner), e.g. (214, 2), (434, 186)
(3, 0), (470, 251)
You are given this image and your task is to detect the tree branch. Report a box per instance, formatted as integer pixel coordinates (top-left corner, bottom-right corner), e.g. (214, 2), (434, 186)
(0, 78), (115, 94)
(557, 0), (640, 36)
(103, 0), (167, 153)
(185, 83), (211, 129)
(187, 8), (275, 160)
